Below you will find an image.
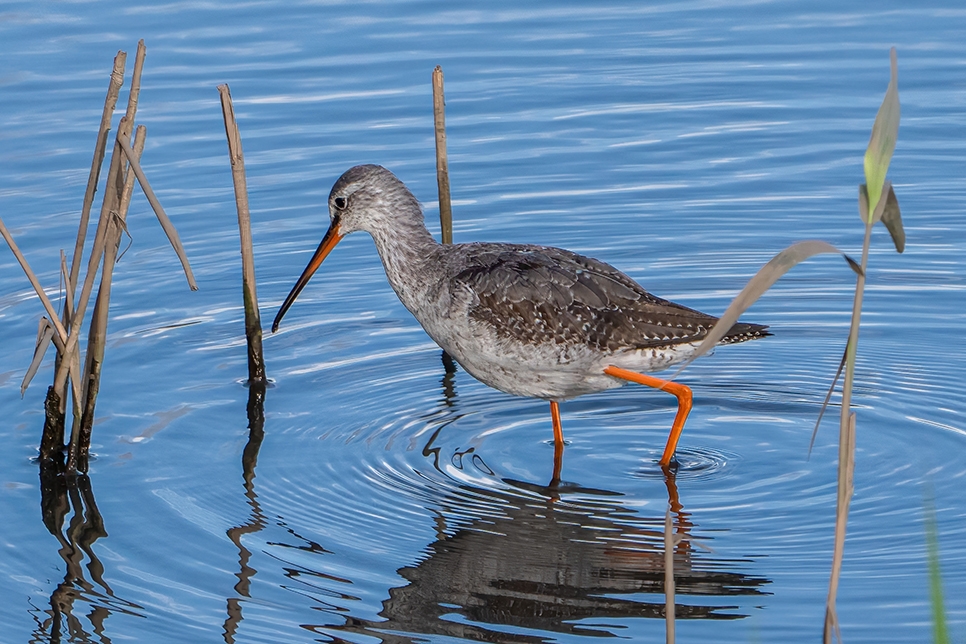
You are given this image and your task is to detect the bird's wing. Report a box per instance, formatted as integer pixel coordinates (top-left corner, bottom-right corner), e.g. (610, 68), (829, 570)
(451, 244), (757, 352)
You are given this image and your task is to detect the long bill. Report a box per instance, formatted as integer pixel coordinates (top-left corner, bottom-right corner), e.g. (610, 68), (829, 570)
(271, 218), (344, 332)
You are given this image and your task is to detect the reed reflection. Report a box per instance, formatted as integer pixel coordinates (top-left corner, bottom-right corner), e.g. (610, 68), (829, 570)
(223, 381), (268, 644)
(31, 456), (142, 643)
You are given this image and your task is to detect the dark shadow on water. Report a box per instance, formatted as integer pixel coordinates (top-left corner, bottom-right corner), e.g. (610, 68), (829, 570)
(223, 381), (268, 644)
(30, 454), (143, 643)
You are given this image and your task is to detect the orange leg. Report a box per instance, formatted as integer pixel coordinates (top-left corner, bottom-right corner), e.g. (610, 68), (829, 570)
(549, 400), (564, 484)
(603, 365), (693, 466)
(549, 400), (564, 446)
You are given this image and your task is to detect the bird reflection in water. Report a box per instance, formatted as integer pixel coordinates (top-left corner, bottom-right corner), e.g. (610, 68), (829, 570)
(31, 456), (143, 643)
(309, 474), (771, 642)
(223, 349), (771, 643)
(299, 352), (771, 643)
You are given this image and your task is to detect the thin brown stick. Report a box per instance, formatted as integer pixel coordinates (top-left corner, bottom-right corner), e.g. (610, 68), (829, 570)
(67, 50), (126, 300)
(117, 135), (198, 291)
(218, 84), (266, 384)
(1, 215), (84, 441)
(23, 317), (55, 397)
(824, 213), (873, 643)
(52, 117), (134, 413)
(52, 45), (145, 414)
(75, 51), (147, 428)
(125, 41), (146, 125)
(0, 218), (71, 342)
(665, 508), (675, 644)
(48, 50), (128, 441)
(432, 66), (453, 245)
(824, 411), (856, 642)
(60, 251), (73, 322)
(73, 126), (146, 474)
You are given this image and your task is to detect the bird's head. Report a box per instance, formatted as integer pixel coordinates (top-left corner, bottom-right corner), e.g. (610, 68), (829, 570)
(271, 164), (417, 332)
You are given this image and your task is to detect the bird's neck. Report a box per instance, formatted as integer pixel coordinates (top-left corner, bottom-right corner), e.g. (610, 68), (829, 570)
(369, 215), (441, 311)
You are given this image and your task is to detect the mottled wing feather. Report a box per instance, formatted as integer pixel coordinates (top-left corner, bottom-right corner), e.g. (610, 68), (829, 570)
(452, 244), (767, 353)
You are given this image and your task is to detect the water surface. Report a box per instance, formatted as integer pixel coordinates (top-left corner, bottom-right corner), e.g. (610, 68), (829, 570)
(1, 2), (965, 642)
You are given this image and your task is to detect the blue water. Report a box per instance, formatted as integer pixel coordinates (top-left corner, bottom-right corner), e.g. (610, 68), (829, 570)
(1, 1), (965, 642)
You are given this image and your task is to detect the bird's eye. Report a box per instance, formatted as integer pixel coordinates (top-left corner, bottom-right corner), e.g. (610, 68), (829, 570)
(333, 196), (347, 210)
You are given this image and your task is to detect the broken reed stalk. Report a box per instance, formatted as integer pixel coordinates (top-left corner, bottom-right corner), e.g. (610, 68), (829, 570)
(117, 135), (198, 291)
(66, 51), (126, 301)
(5, 41), (195, 464)
(824, 220), (873, 643)
(218, 83), (266, 385)
(0, 217), (83, 397)
(824, 411), (856, 643)
(52, 115), (140, 417)
(79, 41), (145, 410)
(73, 126), (146, 474)
(52, 52), (127, 425)
(53, 49), (136, 427)
(52, 119), (194, 416)
(664, 508), (675, 644)
(68, 42), (148, 472)
(52, 42), (145, 445)
(432, 66), (453, 245)
(0, 221), (71, 343)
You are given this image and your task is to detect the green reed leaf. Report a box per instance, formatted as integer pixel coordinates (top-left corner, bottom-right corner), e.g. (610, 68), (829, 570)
(671, 240), (861, 377)
(879, 185), (904, 253)
(859, 182), (904, 253)
(863, 47), (900, 223)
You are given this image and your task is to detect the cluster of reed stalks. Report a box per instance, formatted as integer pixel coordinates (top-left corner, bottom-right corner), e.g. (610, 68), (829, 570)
(0, 41), (196, 474)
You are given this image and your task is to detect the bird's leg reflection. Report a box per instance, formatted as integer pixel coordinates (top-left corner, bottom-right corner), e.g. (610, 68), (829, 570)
(421, 425), (445, 471)
(439, 350), (457, 407)
(223, 381), (268, 644)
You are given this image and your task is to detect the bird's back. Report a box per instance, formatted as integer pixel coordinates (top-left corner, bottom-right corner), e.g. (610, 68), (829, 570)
(445, 242), (768, 355)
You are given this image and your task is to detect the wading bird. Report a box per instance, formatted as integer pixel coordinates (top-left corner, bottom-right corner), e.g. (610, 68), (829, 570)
(273, 165), (768, 470)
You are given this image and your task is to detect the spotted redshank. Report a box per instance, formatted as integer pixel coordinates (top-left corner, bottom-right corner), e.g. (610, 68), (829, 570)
(273, 165), (768, 467)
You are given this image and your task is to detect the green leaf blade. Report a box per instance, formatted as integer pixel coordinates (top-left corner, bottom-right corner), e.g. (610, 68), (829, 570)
(670, 240), (860, 378)
(864, 47), (900, 222)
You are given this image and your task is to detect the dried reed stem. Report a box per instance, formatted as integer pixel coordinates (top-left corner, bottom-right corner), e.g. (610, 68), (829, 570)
(56, 44), (144, 440)
(53, 117), (141, 413)
(824, 411), (856, 642)
(0, 219), (71, 342)
(432, 66), (453, 245)
(60, 251), (73, 323)
(824, 219), (872, 642)
(117, 135), (198, 291)
(69, 44), (146, 472)
(218, 83), (266, 384)
(52, 50), (128, 431)
(73, 126), (146, 474)
(125, 41), (146, 125)
(66, 51), (126, 299)
(1, 214), (84, 457)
